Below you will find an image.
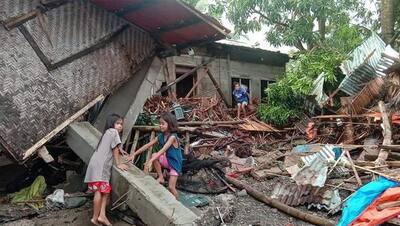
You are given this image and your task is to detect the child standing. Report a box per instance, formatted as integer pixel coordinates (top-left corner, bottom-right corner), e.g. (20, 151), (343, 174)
(233, 82), (249, 119)
(84, 114), (129, 226)
(127, 112), (182, 198)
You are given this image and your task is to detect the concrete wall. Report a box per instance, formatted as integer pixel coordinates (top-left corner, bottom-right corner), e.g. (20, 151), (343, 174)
(172, 55), (285, 105)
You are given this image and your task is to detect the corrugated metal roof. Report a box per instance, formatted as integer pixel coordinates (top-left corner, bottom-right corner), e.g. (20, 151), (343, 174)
(311, 72), (329, 107)
(376, 45), (400, 77)
(337, 77), (385, 114)
(90, 0), (229, 47)
(286, 145), (349, 187)
(339, 33), (386, 96)
(271, 182), (341, 211)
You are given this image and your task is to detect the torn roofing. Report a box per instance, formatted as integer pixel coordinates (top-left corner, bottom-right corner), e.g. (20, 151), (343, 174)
(339, 33), (386, 96)
(90, 0), (230, 48)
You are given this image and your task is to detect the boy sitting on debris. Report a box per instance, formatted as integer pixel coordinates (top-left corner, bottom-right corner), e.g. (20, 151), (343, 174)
(127, 112), (182, 199)
(233, 82), (249, 119)
(84, 114), (129, 226)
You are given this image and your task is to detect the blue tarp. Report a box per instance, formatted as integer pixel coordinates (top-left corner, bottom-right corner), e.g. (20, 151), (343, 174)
(337, 177), (399, 226)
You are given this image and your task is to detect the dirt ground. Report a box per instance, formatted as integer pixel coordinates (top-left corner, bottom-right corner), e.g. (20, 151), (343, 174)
(200, 176), (336, 226)
(3, 204), (132, 226)
(2, 176), (339, 226)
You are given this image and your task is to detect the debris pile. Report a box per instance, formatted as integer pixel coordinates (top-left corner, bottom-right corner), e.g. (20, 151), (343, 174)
(126, 33), (400, 226)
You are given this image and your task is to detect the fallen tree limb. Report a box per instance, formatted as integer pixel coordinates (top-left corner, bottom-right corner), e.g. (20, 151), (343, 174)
(225, 176), (335, 226)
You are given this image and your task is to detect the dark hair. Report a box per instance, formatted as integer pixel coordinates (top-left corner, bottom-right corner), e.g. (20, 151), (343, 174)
(233, 82), (240, 86)
(104, 113), (123, 133)
(160, 112), (178, 133)
(96, 113), (123, 151)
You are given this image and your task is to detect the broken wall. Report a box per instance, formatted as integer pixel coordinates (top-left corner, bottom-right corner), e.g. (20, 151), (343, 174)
(0, 0), (155, 162)
(171, 55), (285, 105)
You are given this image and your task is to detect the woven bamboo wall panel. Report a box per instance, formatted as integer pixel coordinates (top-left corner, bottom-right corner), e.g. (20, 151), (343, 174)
(0, 0), (41, 21)
(0, 1), (156, 161)
(24, 0), (127, 63)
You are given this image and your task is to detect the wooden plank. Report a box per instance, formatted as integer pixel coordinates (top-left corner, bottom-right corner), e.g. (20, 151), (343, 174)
(376, 101), (392, 166)
(146, 131), (156, 172)
(206, 69), (229, 107)
(23, 94), (104, 160)
(3, 10), (38, 30)
(184, 131), (190, 155)
(130, 130), (140, 154)
(184, 68), (207, 98)
(157, 58), (214, 94)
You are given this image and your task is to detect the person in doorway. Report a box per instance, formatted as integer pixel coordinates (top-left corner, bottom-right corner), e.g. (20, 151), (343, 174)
(127, 112), (182, 199)
(84, 113), (129, 226)
(233, 82), (249, 119)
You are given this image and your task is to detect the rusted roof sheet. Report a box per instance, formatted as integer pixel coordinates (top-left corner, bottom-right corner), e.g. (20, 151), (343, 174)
(90, 0), (229, 47)
(337, 77), (385, 114)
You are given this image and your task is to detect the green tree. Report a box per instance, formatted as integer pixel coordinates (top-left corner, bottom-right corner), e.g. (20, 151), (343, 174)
(223, 0), (367, 51)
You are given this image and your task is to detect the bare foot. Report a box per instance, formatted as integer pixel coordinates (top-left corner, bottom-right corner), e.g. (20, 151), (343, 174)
(157, 177), (165, 184)
(91, 218), (101, 226)
(98, 216), (112, 226)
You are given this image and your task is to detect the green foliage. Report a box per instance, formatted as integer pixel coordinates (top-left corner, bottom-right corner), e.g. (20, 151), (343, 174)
(224, 0), (368, 50)
(257, 24), (364, 127)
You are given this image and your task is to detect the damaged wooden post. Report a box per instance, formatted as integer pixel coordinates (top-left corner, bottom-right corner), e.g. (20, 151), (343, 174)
(375, 101), (392, 166)
(184, 68), (208, 98)
(184, 131), (190, 155)
(206, 69), (230, 107)
(344, 150), (362, 186)
(145, 131), (156, 172)
(225, 176), (335, 226)
(157, 58), (214, 94)
(130, 130), (140, 154)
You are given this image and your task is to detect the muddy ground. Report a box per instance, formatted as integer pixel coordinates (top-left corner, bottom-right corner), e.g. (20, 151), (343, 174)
(2, 176), (338, 226)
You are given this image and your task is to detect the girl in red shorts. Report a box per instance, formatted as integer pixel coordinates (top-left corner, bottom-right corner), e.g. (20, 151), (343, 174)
(84, 114), (129, 226)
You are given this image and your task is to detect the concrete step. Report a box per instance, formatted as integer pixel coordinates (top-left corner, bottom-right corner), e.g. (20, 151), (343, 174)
(66, 122), (198, 226)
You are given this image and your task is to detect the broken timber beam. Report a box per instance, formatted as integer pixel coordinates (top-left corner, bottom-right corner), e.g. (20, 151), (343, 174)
(206, 69), (230, 107)
(376, 101), (392, 166)
(3, 0), (71, 30)
(225, 176), (335, 226)
(156, 58), (214, 94)
(131, 125), (226, 138)
(184, 68), (207, 98)
(66, 122), (198, 225)
(22, 94), (104, 161)
(178, 120), (243, 126)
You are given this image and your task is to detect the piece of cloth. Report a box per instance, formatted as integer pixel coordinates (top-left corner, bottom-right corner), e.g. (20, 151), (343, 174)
(233, 87), (248, 103)
(87, 181), (111, 194)
(9, 176), (47, 210)
(157, 133), (183, 175)
(351, 187), (400, 226)
(159, 154), (178, 176)
(337, 176), (399, 226)
(45, 189), (65, 208)
(84, 128), (121, 183)
(237, 101), (248, 106)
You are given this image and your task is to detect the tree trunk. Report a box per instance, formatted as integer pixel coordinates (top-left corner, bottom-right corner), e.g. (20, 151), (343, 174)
(381, 0), (395, 44)
(318, 16), (326, 42)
